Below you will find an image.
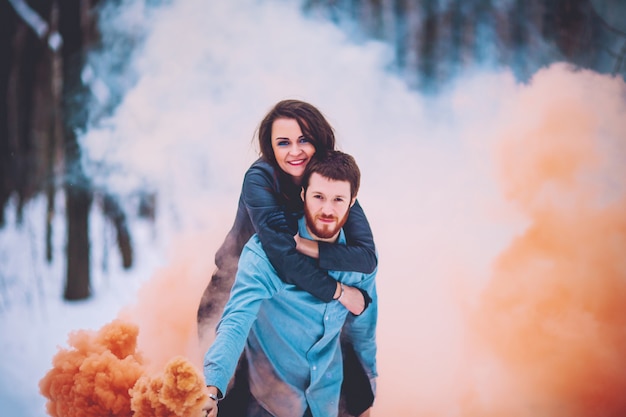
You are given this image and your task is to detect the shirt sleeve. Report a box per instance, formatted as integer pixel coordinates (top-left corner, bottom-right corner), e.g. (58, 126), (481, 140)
(318, 199), (377, 273)
(242, 164), (338, 302)
(203, 245), (281, 396)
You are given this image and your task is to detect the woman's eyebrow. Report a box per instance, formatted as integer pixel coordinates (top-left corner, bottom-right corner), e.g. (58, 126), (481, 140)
(273, 135), (306, 140)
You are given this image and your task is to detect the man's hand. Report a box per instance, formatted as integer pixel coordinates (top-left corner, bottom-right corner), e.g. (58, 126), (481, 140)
(337, 284), (366, 315)
(200, 386), (219, 417)
(200, 399), (217, 417)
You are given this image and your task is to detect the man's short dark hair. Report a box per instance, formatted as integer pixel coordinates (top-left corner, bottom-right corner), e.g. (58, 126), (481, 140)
(302, 150), (360, 199)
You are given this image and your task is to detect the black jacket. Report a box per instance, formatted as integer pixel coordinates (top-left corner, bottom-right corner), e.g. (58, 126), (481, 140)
(215, 159), (377, 302)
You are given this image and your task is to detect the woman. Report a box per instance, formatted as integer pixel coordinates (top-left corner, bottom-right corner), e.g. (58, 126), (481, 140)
(197, 99), (377, 416)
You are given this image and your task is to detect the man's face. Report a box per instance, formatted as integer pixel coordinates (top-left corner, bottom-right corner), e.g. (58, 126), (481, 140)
(302, 173), (355, 241)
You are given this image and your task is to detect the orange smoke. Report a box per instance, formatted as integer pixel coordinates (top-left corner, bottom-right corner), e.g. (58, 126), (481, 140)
(39, 234), (218, 417)
(130, 356), (208, 417)
(468, 65), (626, 416)
(118, 233), (220, 372)
(39, 319), (145, 417)
(39, 64), (626, 417)
(40, 319), (208, 417)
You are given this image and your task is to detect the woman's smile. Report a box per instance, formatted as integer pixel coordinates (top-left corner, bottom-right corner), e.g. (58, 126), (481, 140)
(287, 158), (307, 166)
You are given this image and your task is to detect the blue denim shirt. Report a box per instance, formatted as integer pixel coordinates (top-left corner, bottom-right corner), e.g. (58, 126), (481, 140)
(204, 217), (378, 417)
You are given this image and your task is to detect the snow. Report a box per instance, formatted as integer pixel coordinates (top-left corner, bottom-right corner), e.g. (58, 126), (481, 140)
(0, 194), (162, 417)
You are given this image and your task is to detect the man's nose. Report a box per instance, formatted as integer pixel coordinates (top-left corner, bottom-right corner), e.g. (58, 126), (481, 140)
(321, 202), (334, 216)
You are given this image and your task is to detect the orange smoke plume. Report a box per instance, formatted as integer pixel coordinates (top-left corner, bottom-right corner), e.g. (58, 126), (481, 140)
(39, 319), (145, 417)
(40, 318), (208, 417)
(119, 233), (219, 373)
(468, 65), (626, 416)
(130, 356), (208, 417)
(39, 234), (220, 417)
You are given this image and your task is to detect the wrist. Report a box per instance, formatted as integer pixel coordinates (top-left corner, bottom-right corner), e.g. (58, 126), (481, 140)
(206, 385), (220, 400)
(333, 282), (344, 300)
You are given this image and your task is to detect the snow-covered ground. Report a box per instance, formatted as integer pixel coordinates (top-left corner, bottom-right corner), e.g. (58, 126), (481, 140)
(0, 194), (160, 416)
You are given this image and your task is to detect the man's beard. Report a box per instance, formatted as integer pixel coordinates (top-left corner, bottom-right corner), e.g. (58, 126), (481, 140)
(304, 207), (350, 239)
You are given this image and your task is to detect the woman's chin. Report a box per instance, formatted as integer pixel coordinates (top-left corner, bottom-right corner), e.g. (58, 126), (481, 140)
(286, 171), (305, 182)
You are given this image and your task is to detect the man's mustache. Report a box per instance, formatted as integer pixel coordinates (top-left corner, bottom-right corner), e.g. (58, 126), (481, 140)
(317, 215), (337, 221)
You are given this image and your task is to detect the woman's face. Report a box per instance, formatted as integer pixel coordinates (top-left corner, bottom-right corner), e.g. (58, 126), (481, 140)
(271, 117), (316, 183)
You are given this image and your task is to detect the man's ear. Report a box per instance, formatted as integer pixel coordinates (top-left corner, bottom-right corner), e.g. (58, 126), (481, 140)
(350, 197), (356, 208)
(300, 187), (305, 202)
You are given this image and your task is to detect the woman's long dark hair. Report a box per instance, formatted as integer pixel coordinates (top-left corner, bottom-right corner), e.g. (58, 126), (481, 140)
(257, 100), (336, 167)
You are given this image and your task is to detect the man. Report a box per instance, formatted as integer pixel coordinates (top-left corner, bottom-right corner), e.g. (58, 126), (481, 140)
(202, 151), (378, 417)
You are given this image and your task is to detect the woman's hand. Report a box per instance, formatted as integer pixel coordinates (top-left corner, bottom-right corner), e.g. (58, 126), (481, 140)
(337, 283), (366, 315)
(266, 209), (299, 235)
(294, 233), (320, 259)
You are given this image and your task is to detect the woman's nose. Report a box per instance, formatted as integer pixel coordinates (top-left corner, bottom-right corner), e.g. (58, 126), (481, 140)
(289, 143), (304, 155)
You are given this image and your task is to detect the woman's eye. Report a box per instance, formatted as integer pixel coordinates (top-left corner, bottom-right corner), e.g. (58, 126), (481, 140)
(277, 140), (290, 147)
(299, 137), (311, 144)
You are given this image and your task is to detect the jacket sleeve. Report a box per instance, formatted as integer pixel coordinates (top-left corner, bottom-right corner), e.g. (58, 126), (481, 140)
(317, 199), (377, 273)
(242, 164), (338, 302)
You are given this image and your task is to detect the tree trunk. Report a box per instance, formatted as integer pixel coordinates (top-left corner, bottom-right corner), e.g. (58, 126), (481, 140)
(64, 182), (91, 300)
(59, 0), (92, 300)
(0, 3), (16, 227)
(103, 194), (133, 270)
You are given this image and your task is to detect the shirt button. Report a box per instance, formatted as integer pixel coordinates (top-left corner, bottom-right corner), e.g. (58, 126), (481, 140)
(325, 316), (329, 321)
(312, 366), (317, 371)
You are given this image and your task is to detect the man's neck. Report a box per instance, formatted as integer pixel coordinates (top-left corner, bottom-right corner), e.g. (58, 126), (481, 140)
(304, 224), (339, 243)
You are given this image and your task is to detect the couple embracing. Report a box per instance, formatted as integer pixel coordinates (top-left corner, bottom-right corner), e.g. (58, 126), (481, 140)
(197, 100), (379, 417)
